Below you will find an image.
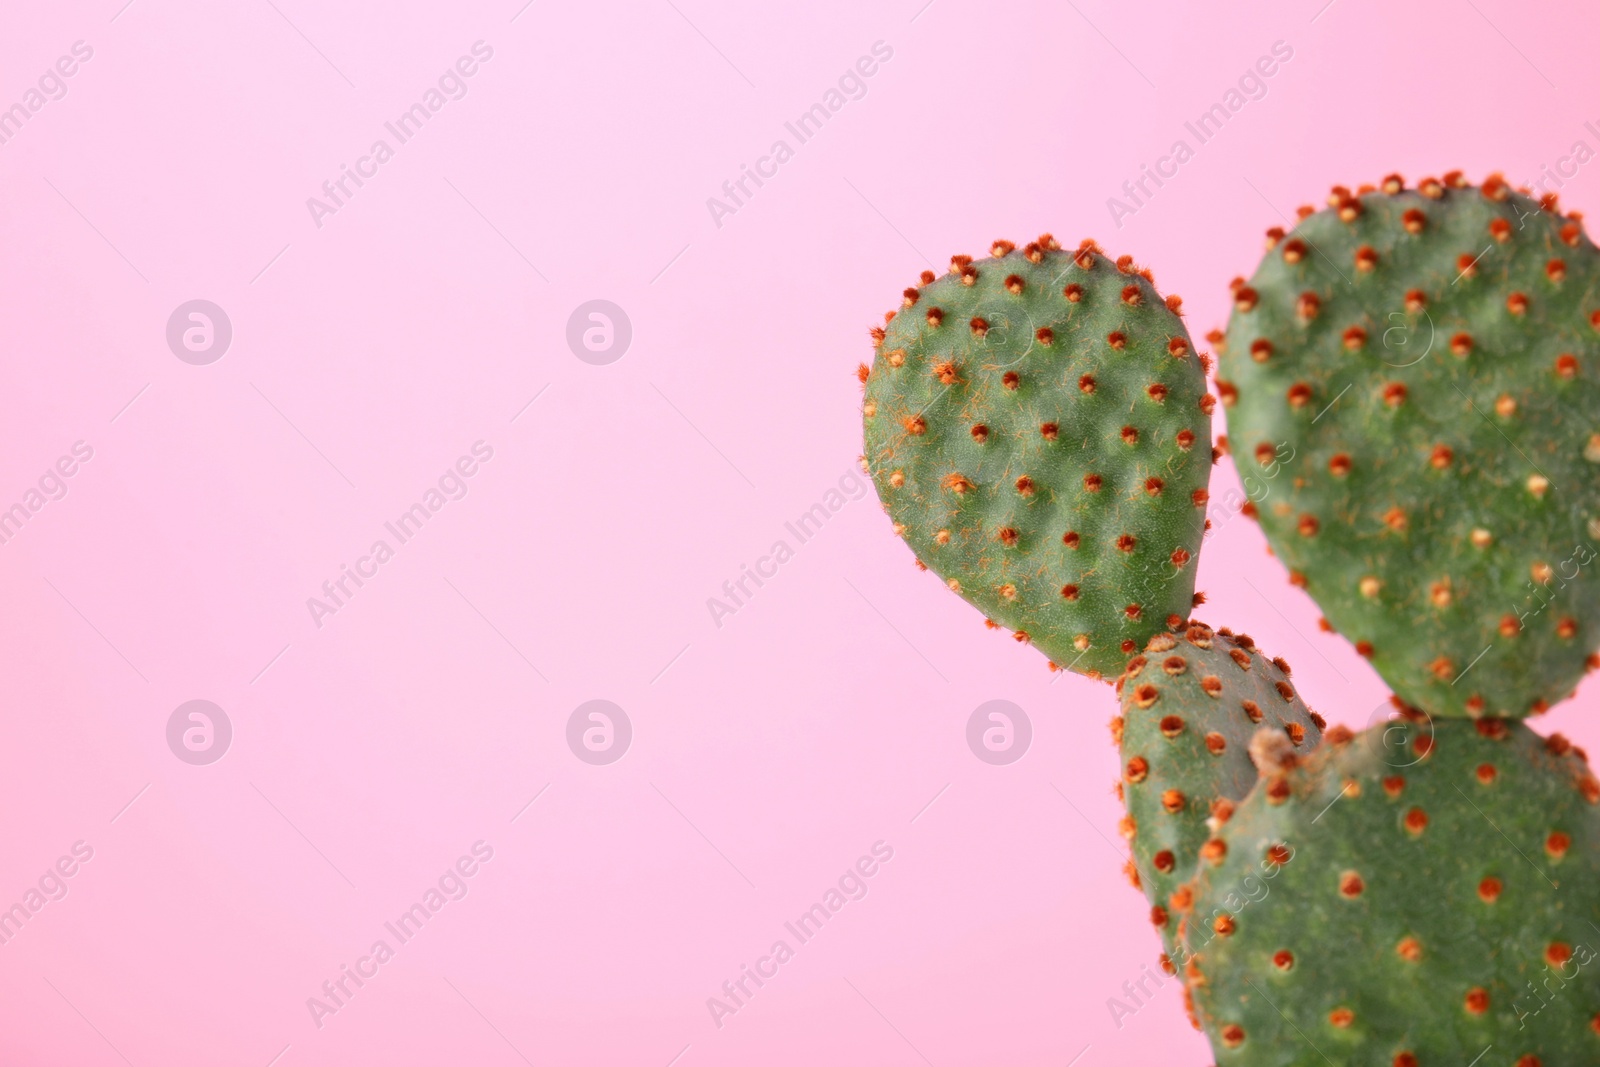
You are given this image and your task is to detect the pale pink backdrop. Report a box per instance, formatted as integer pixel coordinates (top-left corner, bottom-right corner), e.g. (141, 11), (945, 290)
(2, 0), (1598, 1063)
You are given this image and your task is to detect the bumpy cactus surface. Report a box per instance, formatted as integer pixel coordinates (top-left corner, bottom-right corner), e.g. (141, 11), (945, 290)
(1115, 622), (1324, 966)
(1218, 173), (1600, 717)
(862, 237), (1214, 677)
(1180, 716), (1600, 1065)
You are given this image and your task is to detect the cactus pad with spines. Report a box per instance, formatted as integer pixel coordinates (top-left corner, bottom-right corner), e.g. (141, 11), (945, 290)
(862, 237), (1214, 678)
(1180, 716), (1600, 1066)
(1218, 173), (1600, 717)
(1116, 621), (1324, 966)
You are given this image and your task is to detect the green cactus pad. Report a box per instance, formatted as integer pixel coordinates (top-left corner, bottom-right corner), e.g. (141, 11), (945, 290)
(862, 237), (1214, 678)
(1180, 716), (1600, 1065)
(1218, 172), (1600, 717)
(1116, 621), (1324, 967)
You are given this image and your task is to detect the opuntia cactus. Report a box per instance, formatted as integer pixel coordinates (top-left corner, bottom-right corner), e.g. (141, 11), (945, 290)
(1115, 621), (1324, 967)
(1179, 715), (1600, 1065)
(1217, 172), (1600, 718)
(852, 183), (1600, 1066)
(862, 237), (1214, 678)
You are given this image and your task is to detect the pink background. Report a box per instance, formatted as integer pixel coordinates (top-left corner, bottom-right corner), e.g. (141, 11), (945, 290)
(3, 0), (1599, 1063)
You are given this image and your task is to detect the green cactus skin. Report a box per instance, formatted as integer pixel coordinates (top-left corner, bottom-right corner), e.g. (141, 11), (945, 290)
(1115, 621), (1324, 968)
(862, 237), (1214, 678)
(1217, 172), (1600, 718)
(1179, 716), (1600, 1066)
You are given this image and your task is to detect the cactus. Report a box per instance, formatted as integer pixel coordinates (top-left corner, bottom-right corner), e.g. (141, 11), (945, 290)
(862, 237), (1214, 678)
(1115, 621), (1324, 967)
(1179, 715), (1600, 1065)
(1217, 172), (1600, 717)
(850, 184), (1600, 1065)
